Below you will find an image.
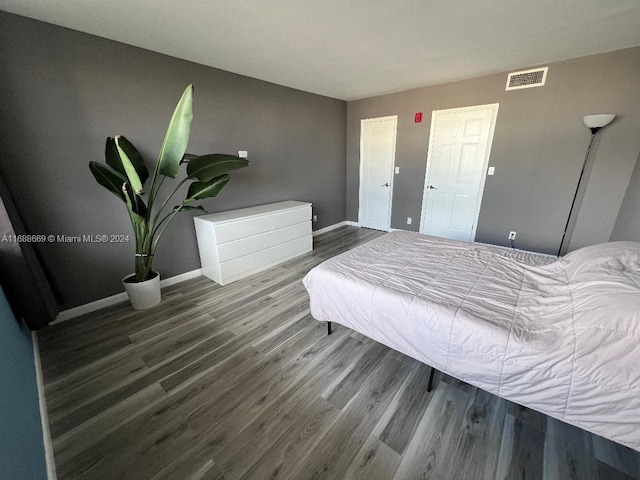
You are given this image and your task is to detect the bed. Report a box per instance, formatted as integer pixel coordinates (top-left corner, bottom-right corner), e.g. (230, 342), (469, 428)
(302, 230), (640, 451)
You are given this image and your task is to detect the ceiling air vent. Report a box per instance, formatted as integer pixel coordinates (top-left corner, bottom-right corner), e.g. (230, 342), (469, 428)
(505, 67), (548, 91)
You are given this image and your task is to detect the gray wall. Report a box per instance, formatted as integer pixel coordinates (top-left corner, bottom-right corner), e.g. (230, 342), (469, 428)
(347, 47), (640, 254)
(0, 11), (346, 310)
(0, 287), (47, 480)
(611, 151), (640, 242)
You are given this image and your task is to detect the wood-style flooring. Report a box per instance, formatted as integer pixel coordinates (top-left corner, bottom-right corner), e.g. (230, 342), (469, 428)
(38, 226), (640, 479)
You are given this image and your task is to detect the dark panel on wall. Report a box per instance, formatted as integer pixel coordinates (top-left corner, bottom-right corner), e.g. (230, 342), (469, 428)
(0, 11), (346, 309)
(347, 48), (640, 255)
(0, 288), (47, 479)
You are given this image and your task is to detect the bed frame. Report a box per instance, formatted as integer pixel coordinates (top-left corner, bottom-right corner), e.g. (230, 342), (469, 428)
(327, 321), (437, 392)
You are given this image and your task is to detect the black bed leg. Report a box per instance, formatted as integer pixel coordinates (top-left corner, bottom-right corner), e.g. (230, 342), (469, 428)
(427, 366), (436, 392)
(327, 322), (332, 335)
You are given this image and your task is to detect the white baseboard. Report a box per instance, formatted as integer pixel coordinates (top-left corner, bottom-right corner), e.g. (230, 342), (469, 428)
(53, 268), (203, 324)
(312, 221), (349, 236)
(53, 292), (129, 323)
(345, 221), (360, 227)
(157, 268), (203, 288)
(32, 333), (57, 480)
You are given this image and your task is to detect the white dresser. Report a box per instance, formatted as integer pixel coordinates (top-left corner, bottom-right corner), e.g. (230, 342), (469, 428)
(194, 201), (312, 285)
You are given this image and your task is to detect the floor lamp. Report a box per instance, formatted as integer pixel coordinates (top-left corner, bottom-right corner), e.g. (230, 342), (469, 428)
(557, 113), (616, 257)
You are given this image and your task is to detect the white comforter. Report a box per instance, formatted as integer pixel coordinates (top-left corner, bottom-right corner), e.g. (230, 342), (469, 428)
(303, 231), (640, 451)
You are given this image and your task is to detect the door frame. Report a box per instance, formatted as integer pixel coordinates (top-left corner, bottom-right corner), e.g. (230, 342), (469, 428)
(358, 115), (398, 231)
(419, 103), (499, 240)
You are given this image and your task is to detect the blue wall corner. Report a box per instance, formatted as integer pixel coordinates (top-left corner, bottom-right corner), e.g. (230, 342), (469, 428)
(0, 287), (48, 479)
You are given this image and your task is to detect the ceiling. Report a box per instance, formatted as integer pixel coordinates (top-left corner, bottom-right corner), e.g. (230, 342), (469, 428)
(2, 0), (640, 100)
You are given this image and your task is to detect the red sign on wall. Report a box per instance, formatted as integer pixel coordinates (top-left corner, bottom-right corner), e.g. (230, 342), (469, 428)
(414, 112), (423, 123)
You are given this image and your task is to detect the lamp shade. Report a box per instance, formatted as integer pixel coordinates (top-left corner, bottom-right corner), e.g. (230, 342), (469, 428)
(583, 114), (615, 129)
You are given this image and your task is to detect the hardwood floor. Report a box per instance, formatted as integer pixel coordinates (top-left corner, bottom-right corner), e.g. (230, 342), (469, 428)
(38, 226), (640, 479)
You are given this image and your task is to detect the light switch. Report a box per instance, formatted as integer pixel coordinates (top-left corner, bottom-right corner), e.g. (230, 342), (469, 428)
(238, 151), (248, 158)
(395, 167), (400, 174)
(488, 166), (495, 175)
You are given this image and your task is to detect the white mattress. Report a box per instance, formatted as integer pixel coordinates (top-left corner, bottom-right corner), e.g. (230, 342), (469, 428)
(303, 231), (640, 451)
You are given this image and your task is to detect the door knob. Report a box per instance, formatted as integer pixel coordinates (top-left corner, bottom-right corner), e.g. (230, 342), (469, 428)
(382, 183), (390, 187)
(428, 185), (438, 189)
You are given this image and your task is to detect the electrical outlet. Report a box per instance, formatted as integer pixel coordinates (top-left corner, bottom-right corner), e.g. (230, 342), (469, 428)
(313, 215), (318, 222)
(407, 217), (412, 225)
(508, 231), (517, 240)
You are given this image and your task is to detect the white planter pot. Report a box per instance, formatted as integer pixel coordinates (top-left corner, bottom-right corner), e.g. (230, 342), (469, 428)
(122, 272), (161, 310)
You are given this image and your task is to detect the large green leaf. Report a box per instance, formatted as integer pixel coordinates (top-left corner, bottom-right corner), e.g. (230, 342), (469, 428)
(118, 137), (149, 185)
(105, 138), (122, 174)
(184, 174), (230, 203)
(105, 137), (149, 186)
(158, 85), (194, 178)
(186, 155), (250, 182)
(89, 162), (126, 202)
(180, 153), (198, 165)
(121, 183), (146, 226)
(172, 205), (206, 214)
(123, 183), (148, 218)
(90, 161), (147, 218)
(115, 136), (144, 194)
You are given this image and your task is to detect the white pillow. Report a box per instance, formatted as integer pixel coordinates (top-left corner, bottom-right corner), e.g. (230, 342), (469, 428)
(562, 241), (640, 278)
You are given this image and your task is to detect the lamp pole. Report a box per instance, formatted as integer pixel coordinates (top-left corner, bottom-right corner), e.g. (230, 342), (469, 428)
(557, 113), (615, 257)
(556, 128), (599, 257)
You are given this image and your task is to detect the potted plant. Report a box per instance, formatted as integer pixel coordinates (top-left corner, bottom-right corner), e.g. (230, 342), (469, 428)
(89, 84), (249, 309)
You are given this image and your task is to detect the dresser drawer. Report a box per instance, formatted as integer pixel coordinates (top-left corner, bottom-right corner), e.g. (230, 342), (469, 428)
(273, 235), (312, 262)
(217, 230), (272, 263)
(215, 215), (272, 244)
(219, 249), (273, 280)
(272, 205), (311, 230)
(272, 220), (311, 245)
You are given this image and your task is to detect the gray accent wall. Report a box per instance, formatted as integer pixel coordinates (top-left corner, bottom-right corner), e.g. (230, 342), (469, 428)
(0, 11), (346, 310)
(347, 47), (640, 255)
(611, 151), (640, 242)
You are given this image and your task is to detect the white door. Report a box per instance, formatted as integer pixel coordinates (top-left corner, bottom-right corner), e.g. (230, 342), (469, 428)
(359, 116), (397, 231)
(420, 104), (499, 241)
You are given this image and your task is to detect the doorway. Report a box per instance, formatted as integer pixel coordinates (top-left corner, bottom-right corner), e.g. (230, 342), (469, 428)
(419, 104), (499, 241)
(359, 116), (398, 231)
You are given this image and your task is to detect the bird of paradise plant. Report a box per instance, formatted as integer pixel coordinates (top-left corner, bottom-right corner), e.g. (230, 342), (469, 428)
(89, 84), (249, 282)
